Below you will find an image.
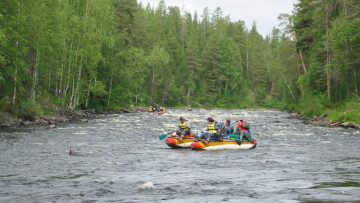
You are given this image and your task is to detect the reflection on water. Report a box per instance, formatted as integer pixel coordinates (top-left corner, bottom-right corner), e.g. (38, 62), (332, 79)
(0, 108), (359, 202)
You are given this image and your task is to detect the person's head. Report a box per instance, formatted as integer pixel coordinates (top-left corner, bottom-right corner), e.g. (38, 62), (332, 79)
(180, 117), (186, 122)
(207, 117), (214, 123)
(226, 120), (231, 125)
(236, 118), (244, 123)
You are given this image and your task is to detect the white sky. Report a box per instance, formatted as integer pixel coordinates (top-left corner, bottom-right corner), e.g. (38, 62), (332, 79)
(138, 0), (298, 37)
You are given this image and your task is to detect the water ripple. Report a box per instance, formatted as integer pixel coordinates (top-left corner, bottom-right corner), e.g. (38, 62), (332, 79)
(0, 109), (359, 202)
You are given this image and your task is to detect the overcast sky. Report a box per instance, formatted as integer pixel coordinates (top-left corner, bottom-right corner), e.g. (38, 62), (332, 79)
(138, 0), (298, 37)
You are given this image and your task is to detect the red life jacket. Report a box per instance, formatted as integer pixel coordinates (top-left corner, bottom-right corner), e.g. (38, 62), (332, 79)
(237, 120), (247, 131)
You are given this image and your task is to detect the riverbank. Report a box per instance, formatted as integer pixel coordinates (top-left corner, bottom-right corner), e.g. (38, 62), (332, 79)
(289, 112), (360, 129)
(1, 105), (359, 130)
(284, 97), (360, 129)
(0, 109), (103, 128)
(0, 106), (146, 128)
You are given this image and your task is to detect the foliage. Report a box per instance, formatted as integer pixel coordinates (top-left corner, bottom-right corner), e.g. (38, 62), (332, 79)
(326, 98), (360, 124)
(296, 94), (324, 116)
(17, 99), (43, 121)
(0, 96), (10, 112)
(0, 0), (358, 124)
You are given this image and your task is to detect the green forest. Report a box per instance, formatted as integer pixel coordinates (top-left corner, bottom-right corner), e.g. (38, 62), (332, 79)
(0, 0), (359, 124)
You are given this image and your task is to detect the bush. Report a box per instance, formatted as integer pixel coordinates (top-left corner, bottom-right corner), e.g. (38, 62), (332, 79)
(0, 96), (11, 112)
(243, 91), (256, 107)
(297, 94), (324, 116)
(326, 97), (360, 124)
(17, 99), (43, 121)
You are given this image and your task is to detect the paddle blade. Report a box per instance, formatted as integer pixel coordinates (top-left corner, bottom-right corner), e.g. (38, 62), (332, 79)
(229, 133), (240, 139)
(159, 134), (167, 140)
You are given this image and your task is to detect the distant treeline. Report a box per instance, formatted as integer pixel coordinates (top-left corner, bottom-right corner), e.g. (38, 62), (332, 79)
(0, 0), (359, 122)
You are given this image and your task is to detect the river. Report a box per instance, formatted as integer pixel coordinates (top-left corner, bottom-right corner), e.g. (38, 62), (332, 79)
(0, 109), (359, 202)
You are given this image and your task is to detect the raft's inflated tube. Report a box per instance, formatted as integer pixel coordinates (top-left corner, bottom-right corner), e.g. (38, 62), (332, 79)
(191, 140), (257, 150)
(165, 137), (194, 148)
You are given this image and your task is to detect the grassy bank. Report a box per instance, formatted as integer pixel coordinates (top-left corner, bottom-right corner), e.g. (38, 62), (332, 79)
(281, 97), (360, 125)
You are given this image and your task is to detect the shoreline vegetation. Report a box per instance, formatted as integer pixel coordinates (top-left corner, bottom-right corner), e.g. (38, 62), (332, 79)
(289, 112), (360, 129)
(1, 106), (359, 129)
(0, 107), (147, 128)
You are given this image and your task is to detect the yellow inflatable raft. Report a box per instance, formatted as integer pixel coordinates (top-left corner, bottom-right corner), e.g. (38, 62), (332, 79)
(191, 139), (257, 150)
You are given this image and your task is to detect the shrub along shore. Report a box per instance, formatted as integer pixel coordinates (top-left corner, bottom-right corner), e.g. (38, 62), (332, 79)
(0, 108), (145, 128)
(289, 112), (360, 129)
(1, 104), (359, 129)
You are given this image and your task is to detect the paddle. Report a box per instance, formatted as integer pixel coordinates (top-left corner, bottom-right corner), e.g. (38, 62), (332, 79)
(159, 131), (174, 140)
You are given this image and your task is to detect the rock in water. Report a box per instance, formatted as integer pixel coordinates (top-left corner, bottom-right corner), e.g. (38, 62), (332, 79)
(138, 182), (153, 190)
(69, 149), (84, 156)
(47, 124), (56, 129)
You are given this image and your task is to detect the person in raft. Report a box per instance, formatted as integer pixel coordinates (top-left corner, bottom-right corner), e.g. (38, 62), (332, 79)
(148, 105), (156, 112)
(175, 116), (191, 136)
(235, 118), (254, 142)
(218, 120), (234, 138)
(199, 117), (220, 141)
(158, 107), (166, 114)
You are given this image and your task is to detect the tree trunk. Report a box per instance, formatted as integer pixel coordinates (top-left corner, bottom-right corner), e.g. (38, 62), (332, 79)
(246, 33), (249, 79)
(85, 77), (91, 108)
(281, 74), (295, 102)
(135, 86), (138, 104)
(69, 47), (80, 110)
(299, 50), (307, 74)
(150, 69), (155, 105)
(292, 32), (307, 74)
(48, 61), (52, 92)
(70, 0), (89, 110)
(346, 70), (351, 97)
(325, 0), (331, 102)
(162, 82), (167, 105)
(107, 69), (113, 109)
(72, 56), (83, 110)
(31, 49), (39, 101)
(188, 64), (195, 107)
(203, 21), (206, 41)
(181, 20), (185, 54)
(58, 62), (64, 96)
(93, 72), (97, 99)
(161, 67), (167, 105)
(58, 39), (66, 96)
(187, 86), (190, 107)
(354, 69), (358, 97)
(269, 78), (277, 99)
(64, 41), (73, 98)
(344, 0), (347, 15)
(12, 66), (17, 107)
(12, 40), (18, 108)
(296, 63), (304, 97)
(69, 75), (75, 110)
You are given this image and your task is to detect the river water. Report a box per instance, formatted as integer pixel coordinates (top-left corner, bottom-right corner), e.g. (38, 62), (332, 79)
(0, 109), (359, 202)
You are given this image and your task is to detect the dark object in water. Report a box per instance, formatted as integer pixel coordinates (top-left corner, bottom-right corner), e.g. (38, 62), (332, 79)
(47, 124), (56, 129)
(69, 149), (84, 156)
